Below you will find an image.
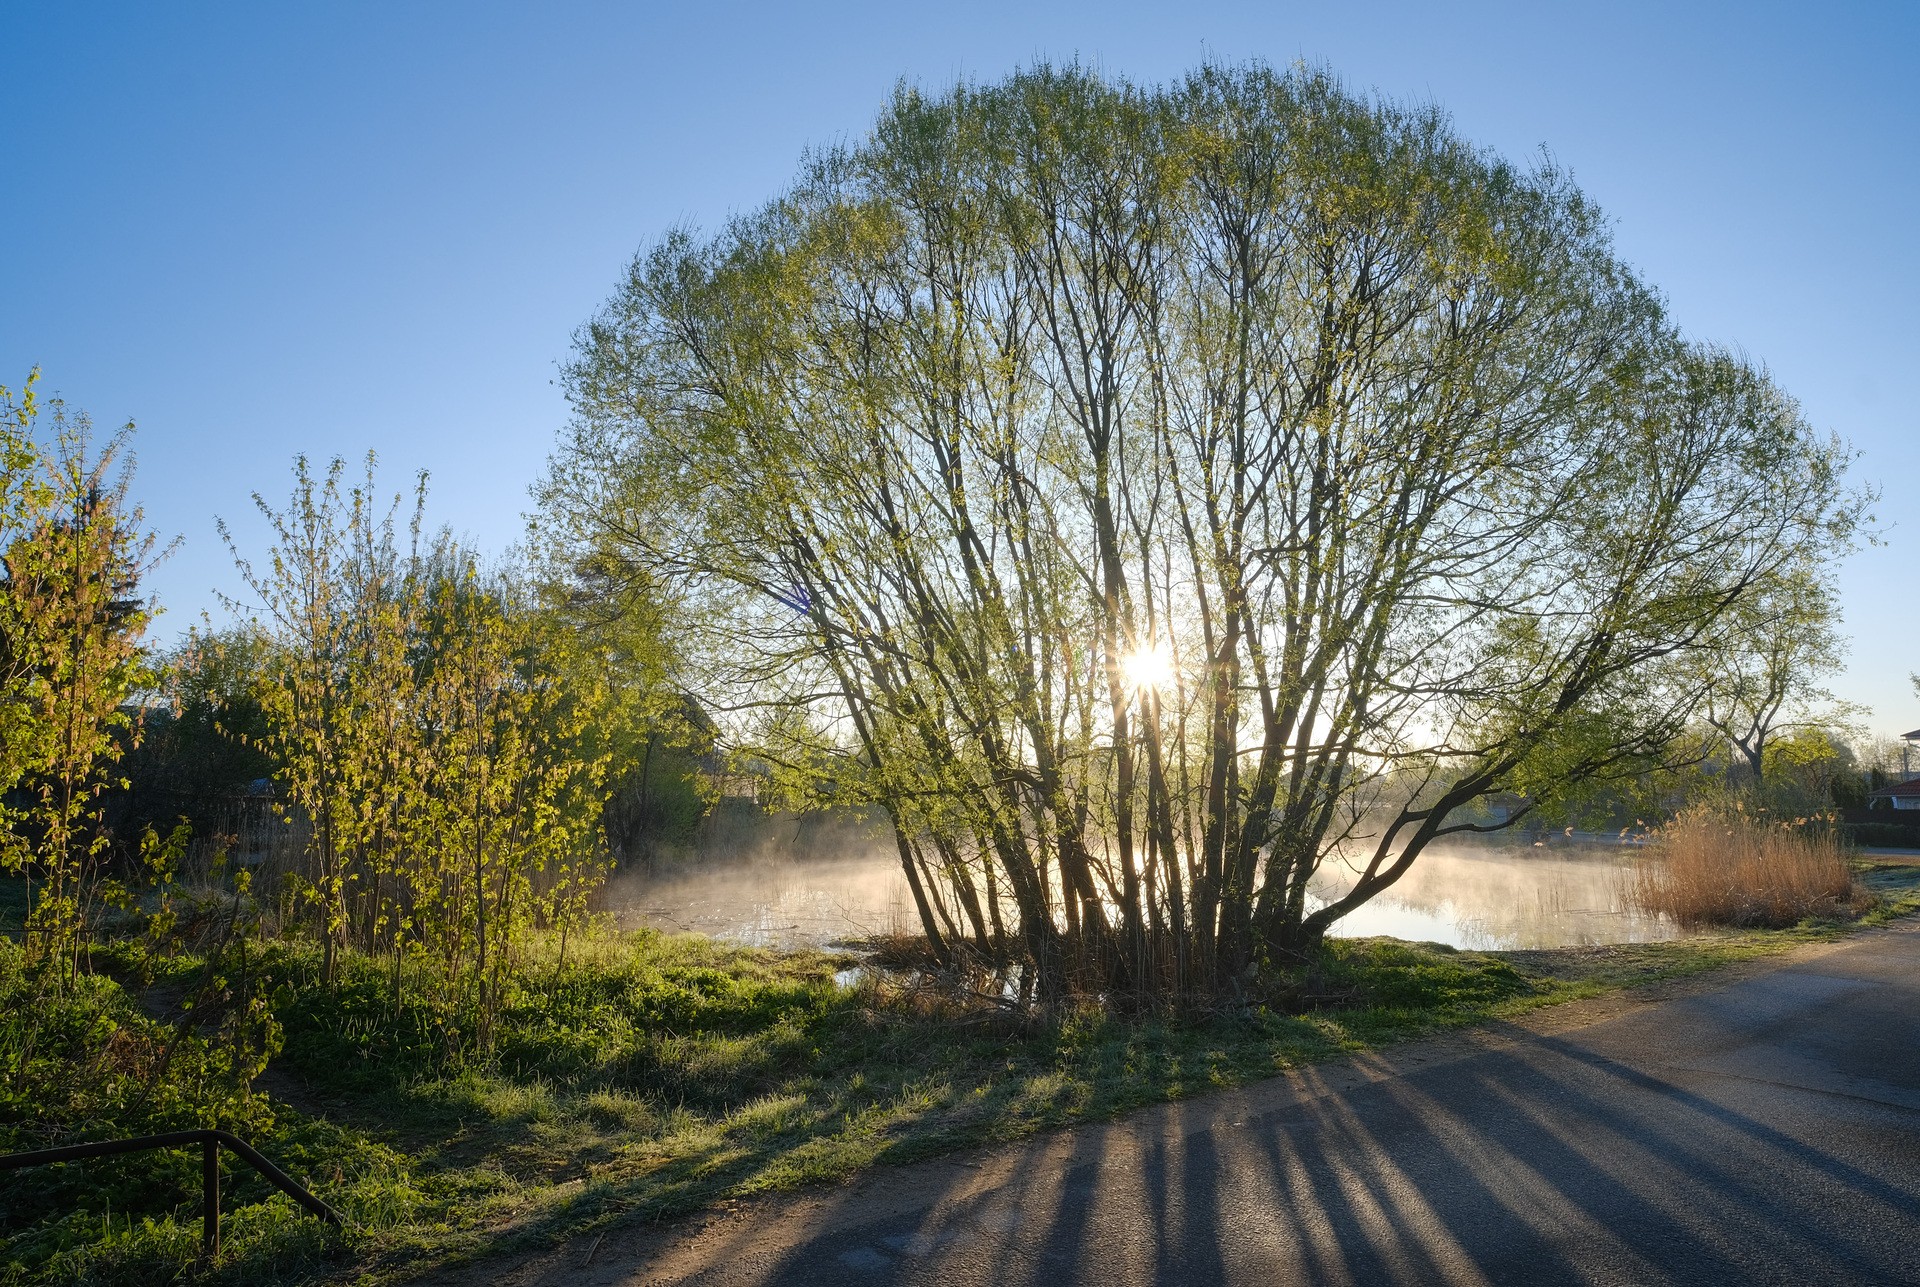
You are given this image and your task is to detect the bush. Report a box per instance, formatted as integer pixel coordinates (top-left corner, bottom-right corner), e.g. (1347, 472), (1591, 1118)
(1634, 808), (1858, 928)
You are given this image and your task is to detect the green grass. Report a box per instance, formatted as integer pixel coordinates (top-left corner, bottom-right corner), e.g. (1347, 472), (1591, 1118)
(3, 861), (1917, 1286)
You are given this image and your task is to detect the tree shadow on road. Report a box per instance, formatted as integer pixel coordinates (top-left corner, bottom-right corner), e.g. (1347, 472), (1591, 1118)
(732, 1015), (1920, 1285)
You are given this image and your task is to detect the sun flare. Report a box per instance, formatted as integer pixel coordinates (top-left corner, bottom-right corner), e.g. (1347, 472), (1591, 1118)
(1121, 642), (1174, 692)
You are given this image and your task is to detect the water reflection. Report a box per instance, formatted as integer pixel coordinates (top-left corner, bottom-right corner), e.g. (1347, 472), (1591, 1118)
(1309, 841), (1675, 949)
(605, 839), (1675, 952)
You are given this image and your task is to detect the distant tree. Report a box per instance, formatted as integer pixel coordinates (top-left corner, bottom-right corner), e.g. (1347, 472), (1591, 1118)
(1759, 727), (1853, 811)
(1696, 565), (1851, 784)
(526, 541), (713, 863)
(115, 628), (278, 837)
(548, 65), (1867, 997)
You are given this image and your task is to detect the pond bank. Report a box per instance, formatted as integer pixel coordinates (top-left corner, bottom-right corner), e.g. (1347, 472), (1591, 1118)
(7, 864), (1917, 1286)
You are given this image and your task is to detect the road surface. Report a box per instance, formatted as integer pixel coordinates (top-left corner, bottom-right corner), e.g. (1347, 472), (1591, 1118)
(438, 922), (1920, 1285)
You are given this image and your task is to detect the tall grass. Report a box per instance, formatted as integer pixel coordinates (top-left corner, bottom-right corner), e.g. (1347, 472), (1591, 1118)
(1635, 808), (1859, 928)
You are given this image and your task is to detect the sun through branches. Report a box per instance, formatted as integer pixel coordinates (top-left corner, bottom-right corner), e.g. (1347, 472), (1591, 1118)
(545, 63), (1865, 1000)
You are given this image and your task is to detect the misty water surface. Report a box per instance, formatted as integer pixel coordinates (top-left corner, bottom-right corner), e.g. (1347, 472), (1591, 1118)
(602, 832), (1675, 952)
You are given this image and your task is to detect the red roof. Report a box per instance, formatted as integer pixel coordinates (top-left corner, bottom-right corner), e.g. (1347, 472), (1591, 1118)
(1871, 778), (1920, 799)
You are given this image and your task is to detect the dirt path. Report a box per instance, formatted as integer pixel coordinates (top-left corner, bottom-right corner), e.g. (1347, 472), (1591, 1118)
(411, 921), (1920, 1286)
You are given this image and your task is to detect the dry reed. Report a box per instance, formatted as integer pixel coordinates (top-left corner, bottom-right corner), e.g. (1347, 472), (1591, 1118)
(1634, 808), (1858, 928)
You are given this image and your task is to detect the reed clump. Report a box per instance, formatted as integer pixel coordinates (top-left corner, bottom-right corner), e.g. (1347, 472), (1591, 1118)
(1635, 807), (1860, 928)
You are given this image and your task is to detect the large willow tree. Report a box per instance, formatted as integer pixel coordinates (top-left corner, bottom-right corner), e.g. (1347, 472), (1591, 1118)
(544, 65), (1860, 998)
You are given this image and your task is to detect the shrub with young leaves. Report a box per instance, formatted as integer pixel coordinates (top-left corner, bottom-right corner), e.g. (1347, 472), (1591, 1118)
(0, 375), (167, 984)
(223, 457), (614, 1047)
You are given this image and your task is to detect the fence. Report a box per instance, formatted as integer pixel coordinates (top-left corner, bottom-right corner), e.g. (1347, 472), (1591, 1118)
(0, 1129), (342, 1256)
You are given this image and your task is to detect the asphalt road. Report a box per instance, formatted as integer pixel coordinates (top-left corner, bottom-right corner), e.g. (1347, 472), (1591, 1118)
(456, 923), (1920, 1286)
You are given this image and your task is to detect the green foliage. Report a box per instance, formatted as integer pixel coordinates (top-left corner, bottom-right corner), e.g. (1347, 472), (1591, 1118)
(0, 937), (282, 1282)
(0, 941), (267, 1153)
(0, 378), (166, 982)
(115, 630), (278, 838)
(1695, 564), (1856, 783)
(0, 931), (423, 1285)
(546, 61), (1867, 995)
(528, 535), (712, 864)
(221, 456), (616, 1039)
(1757, 726), (1854, 811)
(1308, 938), (1535, 1014)
(0, 374), (47, 798)
(0, 418), (671, 1277)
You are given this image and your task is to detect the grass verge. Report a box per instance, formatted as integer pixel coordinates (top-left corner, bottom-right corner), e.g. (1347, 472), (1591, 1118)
(4, 861), (1917, 1286)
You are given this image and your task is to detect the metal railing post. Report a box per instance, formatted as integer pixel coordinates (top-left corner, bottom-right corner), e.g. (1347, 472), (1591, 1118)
(203, 1135), (220, 1256)
(0, 1129), (340, 1256)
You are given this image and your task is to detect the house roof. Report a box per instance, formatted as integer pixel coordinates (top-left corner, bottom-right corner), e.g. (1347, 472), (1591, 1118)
(1904, 728), (1920, 741)
(1870, 778), (1920, 799)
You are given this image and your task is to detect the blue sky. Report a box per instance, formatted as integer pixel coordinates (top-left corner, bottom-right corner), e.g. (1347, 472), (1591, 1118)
(3, 1), (1914, 734)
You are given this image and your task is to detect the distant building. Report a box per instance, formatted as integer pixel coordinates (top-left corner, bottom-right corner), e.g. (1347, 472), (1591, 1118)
(1873, 737), (1920, 818)
(1869, 777), (1920, 811)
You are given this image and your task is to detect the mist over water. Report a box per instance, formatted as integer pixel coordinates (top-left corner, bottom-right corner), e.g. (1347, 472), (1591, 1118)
(598, 806), (915, 950)
(600, 811), (1676, 952)
(1308, 840), (1676, 949)
(604, 851), (916, 950)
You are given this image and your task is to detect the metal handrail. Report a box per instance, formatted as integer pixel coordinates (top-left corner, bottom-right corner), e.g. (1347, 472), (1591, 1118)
(0, 1128), (343, 1255)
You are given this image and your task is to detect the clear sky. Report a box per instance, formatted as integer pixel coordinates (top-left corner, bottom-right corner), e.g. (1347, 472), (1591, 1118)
(4, 1), (1914, 735)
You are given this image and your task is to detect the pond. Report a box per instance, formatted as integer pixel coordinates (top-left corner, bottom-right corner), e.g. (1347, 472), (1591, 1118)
(1306, 839), (1675, 949)
(601, 837), (1677, 952)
